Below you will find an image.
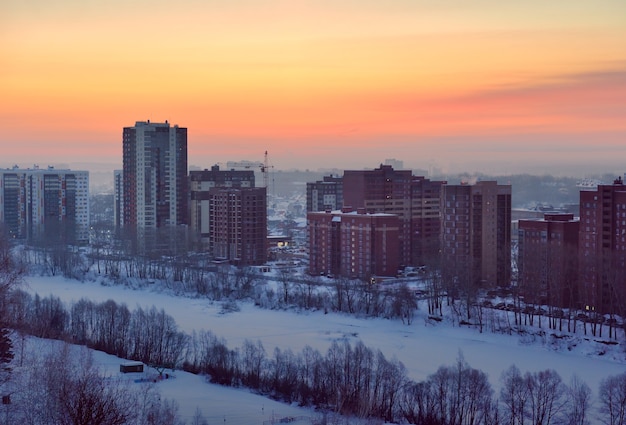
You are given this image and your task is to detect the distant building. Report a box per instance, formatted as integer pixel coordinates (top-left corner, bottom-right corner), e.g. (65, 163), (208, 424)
(410, 176), (446, 266)
(308, 207), (400, 279)
(441, 181), (511, 288)
(343, 165), (412, 266)
(0, 165), (89, 243)
(113, 170), (123, 228)
(579, 177), (626, 314)
(384, 158), (404, 170)
(518, 213), (579, 307)
(189, 165), (266, 265)
(306, 175), (343, 212)
(342, 164), (445, 266)
(189, 165), (256, 247)
(122, 120), (188, 229)
(206, 186), (267, 265)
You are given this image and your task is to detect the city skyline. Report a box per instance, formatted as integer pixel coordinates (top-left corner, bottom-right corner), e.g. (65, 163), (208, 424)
(2, 1), (626, 176)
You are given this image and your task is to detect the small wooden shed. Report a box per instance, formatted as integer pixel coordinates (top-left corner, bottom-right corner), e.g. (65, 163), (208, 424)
(120, 362), (144, 373)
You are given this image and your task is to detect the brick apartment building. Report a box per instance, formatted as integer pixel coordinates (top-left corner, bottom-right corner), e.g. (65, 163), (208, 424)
(579, 177), (626, 314)
(342, 165), (445, 267)
(306, 174), (343, 212)
(441, 181), (511, 288)
(189, 166), (266, 265)
(308, 207), (399, 279)
(518, 213), (579, 307)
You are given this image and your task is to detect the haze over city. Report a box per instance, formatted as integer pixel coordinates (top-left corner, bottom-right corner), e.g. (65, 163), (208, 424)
(1, 1), (625, 175)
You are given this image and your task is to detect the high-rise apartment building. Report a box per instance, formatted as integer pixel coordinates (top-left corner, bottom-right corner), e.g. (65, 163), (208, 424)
(342, 164), (444, 266)
(308, 207), (400, 279)
(441, 181), (511, 288)
(579, 177), (626, 314)
(306, 175), (343, 212)
(189, 165), (256, 245)
(122, 121), (188, 229)
(410, 176), (446, 265)
(207, 186), (267, 265)
(518, 213), (579, 307)
(189, 165), (266, 265)
(343, 165), (412, 266)
(0, 165), (89, 243)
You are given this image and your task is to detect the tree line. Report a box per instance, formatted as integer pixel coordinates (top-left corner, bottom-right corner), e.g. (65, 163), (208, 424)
(17, 238), (626, 346)
(17, 241), (422, 325)
(13, 223), (626, 353)
(4, 291), (626, 425)
(4, 231), (626, 424)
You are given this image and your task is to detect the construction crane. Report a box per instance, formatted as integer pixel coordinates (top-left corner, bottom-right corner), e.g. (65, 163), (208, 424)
(226, 151), (273, 189)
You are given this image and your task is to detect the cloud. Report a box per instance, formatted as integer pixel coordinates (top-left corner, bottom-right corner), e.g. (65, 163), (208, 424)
(369, 66), (626, 137)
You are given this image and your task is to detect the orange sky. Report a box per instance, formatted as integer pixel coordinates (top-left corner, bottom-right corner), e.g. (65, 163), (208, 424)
(1, 1), (625, 175)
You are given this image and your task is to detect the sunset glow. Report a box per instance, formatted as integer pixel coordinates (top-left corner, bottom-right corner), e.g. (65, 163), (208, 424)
(1, 1), (625, 174)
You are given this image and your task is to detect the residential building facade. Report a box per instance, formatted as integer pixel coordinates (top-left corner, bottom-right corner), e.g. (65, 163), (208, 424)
(441, 181), (511, 288)
(579, 177), (626, 314)
(308, 207), (400, 279)
(206, 186), (267, 265)
(342, 164), (445, 267)
(0, 165), (89, 243)
(122, 120), (188, 229)
(343, 165), (412, 267)
(306, 174), (343, 212)
(410, 176), (446, 266)
(189, 165), (256, 247)
(518, 213), (579, 307)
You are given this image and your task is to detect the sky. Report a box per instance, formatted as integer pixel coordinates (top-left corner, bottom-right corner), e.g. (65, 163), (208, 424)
(1, 1), (626, 175)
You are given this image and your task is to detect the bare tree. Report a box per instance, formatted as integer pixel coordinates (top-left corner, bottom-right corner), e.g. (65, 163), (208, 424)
(392, 284), (417, 325)
(15, 343), (140, 425)
(271, 347), (299, 402)
(299, 344), (325, 406)
(524, 369), (568, 425)
(29, 294), (68, 339)
(427, 353), (493, 425)
(400, 381), (440, 425)
(198, 330), (238, 386)
(240, 339), (266, 389)
(500, 365), (528, 425)
(373, 351), (407, 422)
(424, 266), (444, 317)
(565, 375), (592, 425)
(598, 372), (626, 425)
(142, 308), (188, 376)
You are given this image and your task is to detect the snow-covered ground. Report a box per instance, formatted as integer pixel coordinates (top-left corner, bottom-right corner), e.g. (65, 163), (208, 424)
(98, 351), (314, 425)
(21, 338), (313, 425)
(24, 274), (626, 422)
